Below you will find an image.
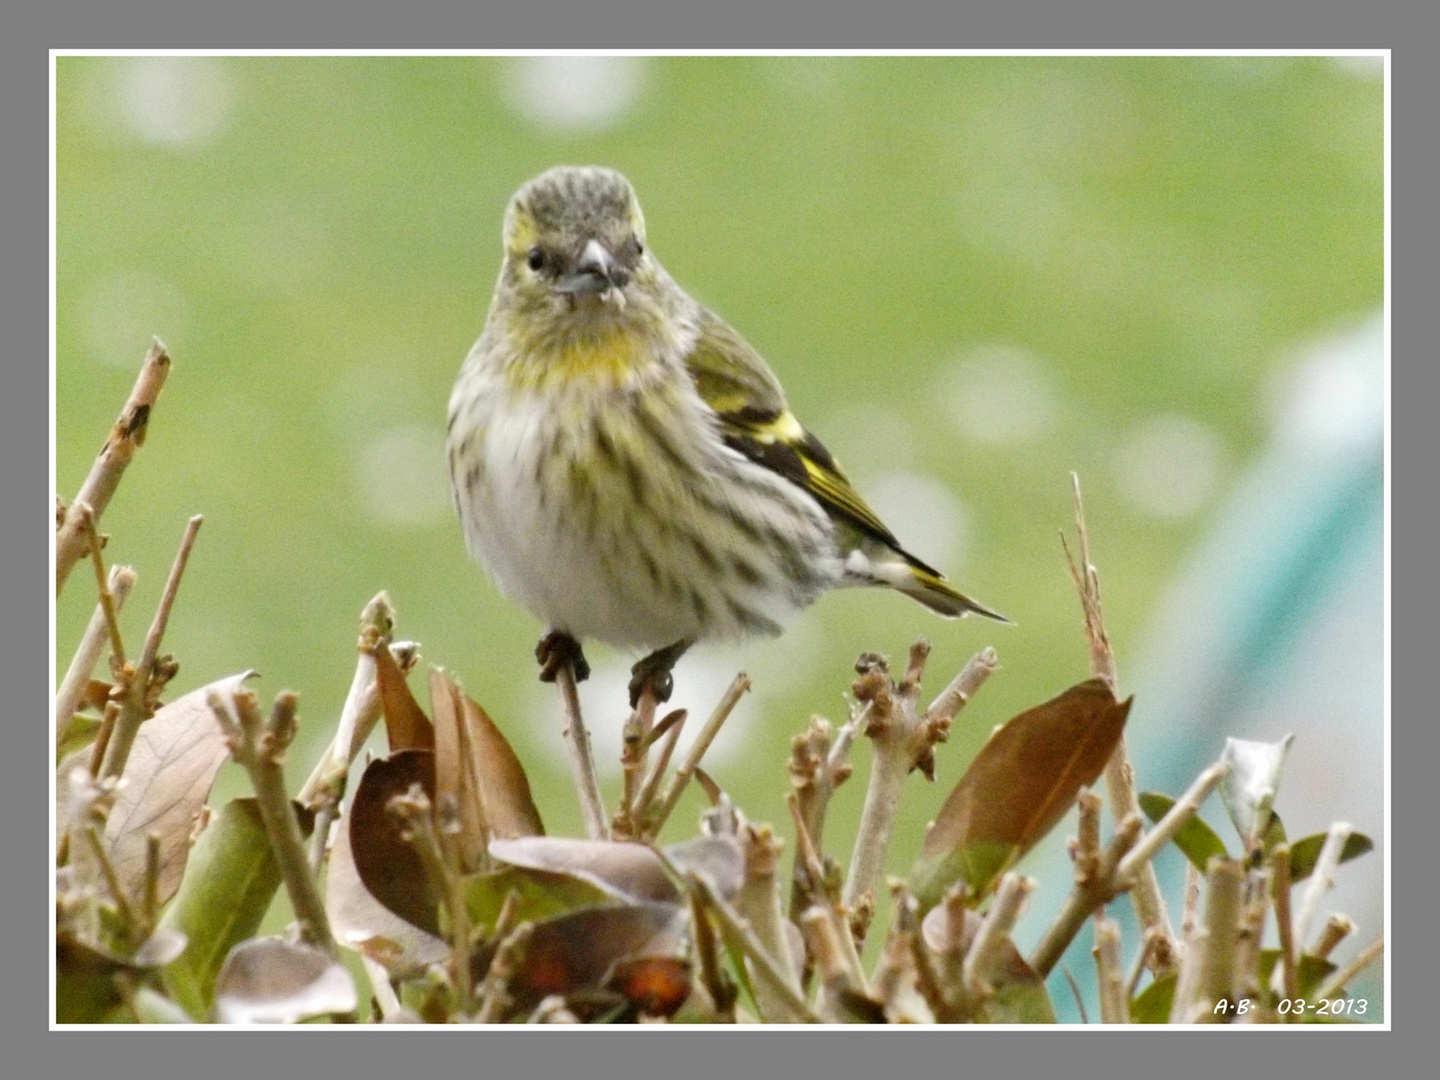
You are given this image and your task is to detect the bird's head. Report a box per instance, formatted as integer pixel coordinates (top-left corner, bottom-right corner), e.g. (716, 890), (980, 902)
(498, 167), (667, 330)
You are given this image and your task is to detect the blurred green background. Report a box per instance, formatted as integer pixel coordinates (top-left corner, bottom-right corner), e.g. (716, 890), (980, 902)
(56, 55), (1384, 1013)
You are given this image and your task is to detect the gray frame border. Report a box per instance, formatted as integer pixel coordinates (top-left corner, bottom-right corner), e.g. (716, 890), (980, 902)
(13, 2), (1422, 1078)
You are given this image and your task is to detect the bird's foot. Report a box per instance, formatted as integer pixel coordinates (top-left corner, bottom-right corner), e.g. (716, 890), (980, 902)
(537, 630), (590, 684)
(628, 639), (692, 708)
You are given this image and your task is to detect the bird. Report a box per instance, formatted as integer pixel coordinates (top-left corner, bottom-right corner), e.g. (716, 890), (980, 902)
(447, 165), (1006, 706)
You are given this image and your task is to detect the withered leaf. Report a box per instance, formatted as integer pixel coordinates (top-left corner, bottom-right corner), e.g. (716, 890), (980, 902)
(489, 836), (678, 903)
(212, 938), (357, 1024)
(159, 797), (316, 1019)
(104, 673), (254, 909)
(459, 692), (544, 840)
(663, 835), (745, 901)
(326, 788), (448, 976)
(428, 668), (485, 869)
(910, 678), (1131, 905)
(509, 902), (688, 1013)
(349, 749), (441, 935)
(375, 642), (434, 752)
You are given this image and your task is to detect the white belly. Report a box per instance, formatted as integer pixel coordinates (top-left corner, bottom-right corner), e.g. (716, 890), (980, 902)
(449, 368), (840, 651)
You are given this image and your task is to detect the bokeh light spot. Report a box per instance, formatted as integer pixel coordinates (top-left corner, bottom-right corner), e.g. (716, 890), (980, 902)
(356, 425), (453, 528)
(116, 57), (235, 146)
(1112, 414), (1226, 520)
(502, 57), (644, 133)
(940, 345), (1059, 446)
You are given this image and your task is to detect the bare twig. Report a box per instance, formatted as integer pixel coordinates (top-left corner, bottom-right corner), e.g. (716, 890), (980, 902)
(843, 646), (995, 925)
(142, 832), (161, 931)
(1312, 937), (1383, 1004)
(361, 955), (404, 1022)
(1270, 845), (1298, 1011)
(687, 870), (819, 1024)
(1182, 861), (1203, 942)
(649, 674), (750, 837)
(99, 516), (203, 781)
(209, 688), (335, 955)
(788, 792), (866, 990)
(474, 923), (535, 1024)
(1116, 761), (1228, 884)
(553, 662), (609, 840)
(1184, 859), (1243, 1023)
(55, 564), (136, 751)
(632, 709), (685, 830)
(1063, 473), (1176, 973)
(1028, 808), (1143, 978)
(79, 505), (127, 669)
(687, 885), (737, 1021)
(83, 823), (139, 938)
(1313, 914), (1356, 960)
(963, 873), (1035, 1002)
(786, 714), (856, 920)
(56, 340), (171, 594)
(1234, 867), (1271, 1009)
(299, 593), (396, 806)
(734, 821), (802, 1019)
(1293, 822), (1353, 951)
(1093, 915), (1127, 1024)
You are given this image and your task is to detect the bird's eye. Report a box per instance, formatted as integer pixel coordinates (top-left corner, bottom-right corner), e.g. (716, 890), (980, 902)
(633, 238), (644, 256)
(526, 247), (545, 271)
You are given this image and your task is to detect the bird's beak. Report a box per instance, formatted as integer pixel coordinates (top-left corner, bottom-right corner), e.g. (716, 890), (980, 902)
(554, 239), (629, 295)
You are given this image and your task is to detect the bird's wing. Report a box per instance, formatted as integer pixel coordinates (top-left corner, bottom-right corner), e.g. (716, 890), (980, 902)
(683, 309), (942, 577)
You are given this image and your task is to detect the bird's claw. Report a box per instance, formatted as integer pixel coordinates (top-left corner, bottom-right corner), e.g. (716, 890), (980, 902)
(627, 639), (692, 708)
(537, 631), (590, 684)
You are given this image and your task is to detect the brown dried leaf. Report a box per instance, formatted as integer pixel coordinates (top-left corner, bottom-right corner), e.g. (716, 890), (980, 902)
(84, 679), (113, 712)
(104, 673), (254, 908)
(212, 938), (357, 1024)
(509, 902), (688, 1013)
(459, 692), (544, 840)
(489, 836), (679, 904)
(910, 678), (1131, 903)
(375, 642), (434, 752)
(348, 749), (441, 935)
(326, 787), (448, 976)
(428, 668), (485, 869)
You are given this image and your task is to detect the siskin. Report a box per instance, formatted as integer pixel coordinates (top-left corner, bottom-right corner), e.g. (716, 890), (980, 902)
(448, 166), (1005, 705)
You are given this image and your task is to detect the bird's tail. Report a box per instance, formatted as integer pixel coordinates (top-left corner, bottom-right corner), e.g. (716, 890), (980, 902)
(894, 564), (1011, 623)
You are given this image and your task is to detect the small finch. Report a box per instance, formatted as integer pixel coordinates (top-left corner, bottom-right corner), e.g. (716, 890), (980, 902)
(448, 166), (1005, 705)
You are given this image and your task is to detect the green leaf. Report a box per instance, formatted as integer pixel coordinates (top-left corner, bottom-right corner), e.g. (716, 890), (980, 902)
(978, 965), (1057, 1024)
(1130, 970), (1178, 1023)
(456, 865), (612, 935)
(158, 797), (313, 1020)
(1287, 832), (1374, 882)
(1258, 950), (1337, 999)
(1137, 792), (1230, 871)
